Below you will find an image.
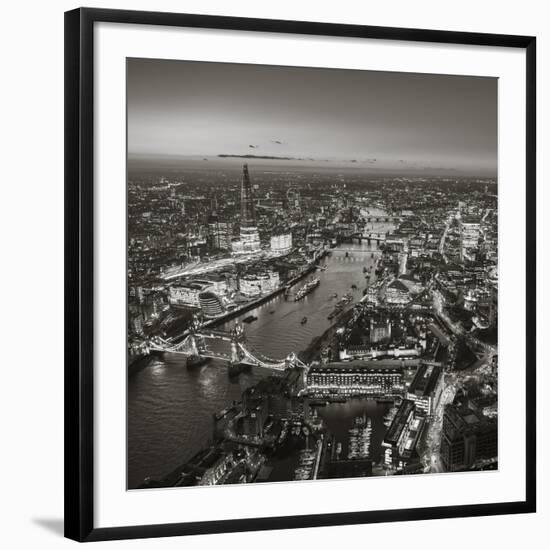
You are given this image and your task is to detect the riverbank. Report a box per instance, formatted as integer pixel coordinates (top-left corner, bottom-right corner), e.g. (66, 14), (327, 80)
(129, 253), (327, 373)
(128, 242), (385, 486)
(300, 305), (356, 363)
(201, 252), (326, 330)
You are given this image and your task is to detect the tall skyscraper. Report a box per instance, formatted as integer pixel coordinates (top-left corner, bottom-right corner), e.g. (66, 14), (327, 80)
(240, 164), (256, 226)
(239, 164), (261, 252)
(460, 217), (481, 262)
(208, 211), (231, 250)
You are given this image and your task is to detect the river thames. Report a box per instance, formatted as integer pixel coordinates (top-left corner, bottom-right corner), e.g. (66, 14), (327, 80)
(128, 219), (393, 488)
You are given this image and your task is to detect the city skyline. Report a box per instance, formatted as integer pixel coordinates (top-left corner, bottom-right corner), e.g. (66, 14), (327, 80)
(127, 58), (498, 490)
(127, 59), (497, 177)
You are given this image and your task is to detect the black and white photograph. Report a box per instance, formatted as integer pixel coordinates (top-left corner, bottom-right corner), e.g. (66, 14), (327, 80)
(1, 0), (544, 547)
(126, 59), (499, 489)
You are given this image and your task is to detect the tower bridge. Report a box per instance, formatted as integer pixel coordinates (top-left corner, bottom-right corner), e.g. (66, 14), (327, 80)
(147, 324), (304, 371)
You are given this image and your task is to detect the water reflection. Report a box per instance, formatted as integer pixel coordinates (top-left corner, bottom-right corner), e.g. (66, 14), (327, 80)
(220, 242), (381, 360)
(317, 399), (392, 463)
(128, 228), (395, 488)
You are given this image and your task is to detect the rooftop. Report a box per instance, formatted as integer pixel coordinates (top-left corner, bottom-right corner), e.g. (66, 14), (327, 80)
(444, 404), (497, 436)
(408, 363), (443, 397)
(309, 360), (403, 373)
(387, 279), (410, 293)
(385, 399), (415, 445)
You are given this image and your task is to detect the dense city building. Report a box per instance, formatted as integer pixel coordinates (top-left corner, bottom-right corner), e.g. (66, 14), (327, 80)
(306, 361), (404, 396)
(238, 271), (280, 297)
(126, 58), (500, 491)
(236, 164), (261, 254)
(440, 404), (498, 471)
(460, 216), (481, 261)
(381, 399), (425, 470)
(270, 231), (293, 255)
(406, 363), (444, 417)
(207, 212), (232, 251)
(127, 167), (499, 488)
(168, 281), (210, 307)
(198, 291), (226, 318)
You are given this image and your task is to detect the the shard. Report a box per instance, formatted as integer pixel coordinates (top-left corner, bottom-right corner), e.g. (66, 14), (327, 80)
(238, 164), (261, 252)
(240, 164), (256, 227)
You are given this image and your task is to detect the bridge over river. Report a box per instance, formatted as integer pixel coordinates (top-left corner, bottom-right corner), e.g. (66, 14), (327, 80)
(148, 325), (304, 371)
(128, 236), (397, 488)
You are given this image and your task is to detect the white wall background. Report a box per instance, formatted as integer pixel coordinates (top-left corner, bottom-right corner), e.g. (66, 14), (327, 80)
(0, 0), (546, 548)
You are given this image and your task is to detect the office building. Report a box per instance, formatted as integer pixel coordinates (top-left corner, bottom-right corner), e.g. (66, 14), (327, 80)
(238, 164), (261, 253)
(306, 360), (404, 396)
(406, 363), (444, 416)
(168, 281), (212, 307)
(382, 399), (425, 469)
(198, 291), (225, 318)
(270, 232), (293, 255)
(239, 271), (280, 297)
(460, 217), (481, 261)
(440, 404), (498, 471)
(385, 279), (411, 305)
(207, 212), (232, 250)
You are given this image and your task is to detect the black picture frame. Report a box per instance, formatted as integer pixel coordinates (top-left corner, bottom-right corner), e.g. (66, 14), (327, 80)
(65, 7), (537, 542)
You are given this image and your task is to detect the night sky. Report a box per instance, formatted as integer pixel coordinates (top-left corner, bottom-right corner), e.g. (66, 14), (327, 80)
(127, 58), (497, 176)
